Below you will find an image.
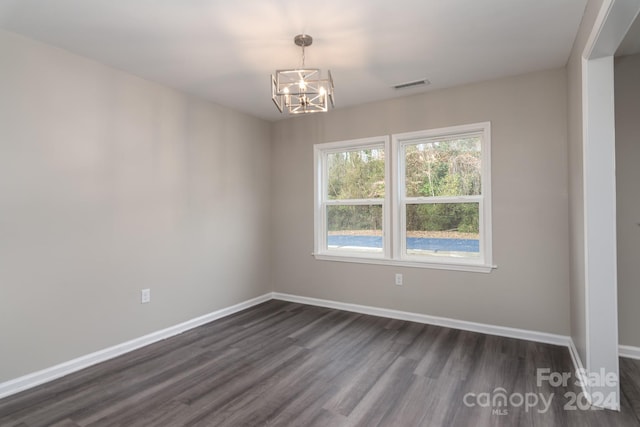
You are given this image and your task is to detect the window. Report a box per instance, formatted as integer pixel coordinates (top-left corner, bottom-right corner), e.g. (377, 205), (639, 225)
(314, 122), (492, 272)
(314, 136), (391, 257)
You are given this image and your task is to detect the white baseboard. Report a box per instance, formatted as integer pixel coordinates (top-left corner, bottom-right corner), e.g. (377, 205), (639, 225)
(619, 344), (640, 360)
(272, 292), (571, 347)
(3, 290), (623, 410)
(273, 293), (618, 408)
(568, 340), (622, 411)
(0, 293), (272, 400)
(567, 339), (592, 406)
(274, 293), (634, 411)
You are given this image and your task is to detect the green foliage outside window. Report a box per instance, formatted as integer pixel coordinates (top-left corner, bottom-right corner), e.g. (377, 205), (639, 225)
(327, 149), (385, 200)
(326, 137), (482, 235)
(405, 137), (481, 234)
(327, 149), (385, 232)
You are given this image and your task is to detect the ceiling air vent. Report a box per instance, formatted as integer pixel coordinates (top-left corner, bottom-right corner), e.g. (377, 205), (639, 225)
(393, 79), (430, 90)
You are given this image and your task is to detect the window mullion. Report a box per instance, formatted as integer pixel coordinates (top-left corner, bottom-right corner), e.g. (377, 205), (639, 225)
(404, 195), (482, 204)
(324, 198), (384, 206)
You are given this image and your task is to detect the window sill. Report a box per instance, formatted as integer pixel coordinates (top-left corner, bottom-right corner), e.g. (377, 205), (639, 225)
(312, 253), (496, 273)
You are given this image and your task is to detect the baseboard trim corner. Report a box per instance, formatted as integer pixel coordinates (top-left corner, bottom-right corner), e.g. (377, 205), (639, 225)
(272, 292), (570, 347)
(619, 344), (640, 360)
(0, 292), (272, 400)
(567, 339), (592, 404)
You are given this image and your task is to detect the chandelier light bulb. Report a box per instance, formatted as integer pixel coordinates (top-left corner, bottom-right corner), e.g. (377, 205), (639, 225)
(283, 87), (290, 107)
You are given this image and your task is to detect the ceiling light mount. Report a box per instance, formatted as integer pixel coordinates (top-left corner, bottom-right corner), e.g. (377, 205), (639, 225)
(293, 34), (313, 48)
(271, 34), (334, 115)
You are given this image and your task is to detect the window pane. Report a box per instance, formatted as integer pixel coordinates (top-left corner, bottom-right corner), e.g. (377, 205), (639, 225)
(327, 148), (385, 200)
(405, 137), (481, 197)
(327, 205), (383, 252)
(405, 203), (479, 257)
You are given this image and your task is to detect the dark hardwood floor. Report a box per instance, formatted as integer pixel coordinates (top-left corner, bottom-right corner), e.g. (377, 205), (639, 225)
(1, 300), (639, 426)
(621, 357), (640, 426)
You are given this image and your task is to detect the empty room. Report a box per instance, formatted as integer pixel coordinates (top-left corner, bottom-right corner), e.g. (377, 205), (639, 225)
(1, 0), (640, 426)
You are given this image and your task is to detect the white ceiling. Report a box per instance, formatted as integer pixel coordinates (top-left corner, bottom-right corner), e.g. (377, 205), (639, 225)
(0, 0), (588, 121)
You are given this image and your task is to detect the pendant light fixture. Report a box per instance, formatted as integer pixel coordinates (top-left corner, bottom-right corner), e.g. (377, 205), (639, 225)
(271, 34), (334, 114)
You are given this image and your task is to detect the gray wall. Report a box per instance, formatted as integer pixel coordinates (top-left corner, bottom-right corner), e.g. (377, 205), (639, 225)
(271, 68), (570, 335)
(566, 0), (603, 367)
(0, 30), (272, 382)
(615, 53), (640, 348)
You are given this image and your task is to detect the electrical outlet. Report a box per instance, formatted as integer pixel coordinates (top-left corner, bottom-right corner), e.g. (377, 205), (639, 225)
(395, 273), (403, 286)
(141, 288), (151, 304)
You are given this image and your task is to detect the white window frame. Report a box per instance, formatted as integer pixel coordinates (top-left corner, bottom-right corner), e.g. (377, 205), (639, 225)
(392, 122), (492, 272)
(314, 136), (391, 260)
(314, 122), (493, 273)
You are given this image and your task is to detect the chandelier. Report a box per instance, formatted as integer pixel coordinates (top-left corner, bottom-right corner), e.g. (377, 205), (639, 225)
(271, 34), (334, 114)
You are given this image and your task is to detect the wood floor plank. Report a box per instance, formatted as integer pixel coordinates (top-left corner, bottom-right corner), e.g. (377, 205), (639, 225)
(3, 347), (212, 427)
(57, 349), (236, 427)
(621, 357), (640, 425)
(305, 408), (350, 427)
(2, 301), (640, 426)
(322, 347), (402, 416)
(48, 419), (81, 427)
(287, 309), (352, 344)
(347, 356), (418, 426)
(172, 347), (314, 425)
(126, 400), (192, 427)
(194, 352), (344, 426)
(413, 327), (461, 379)
(392, 321), (425, 345)
(375, 374), (436, 427)
(401, 323), (444, 361)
